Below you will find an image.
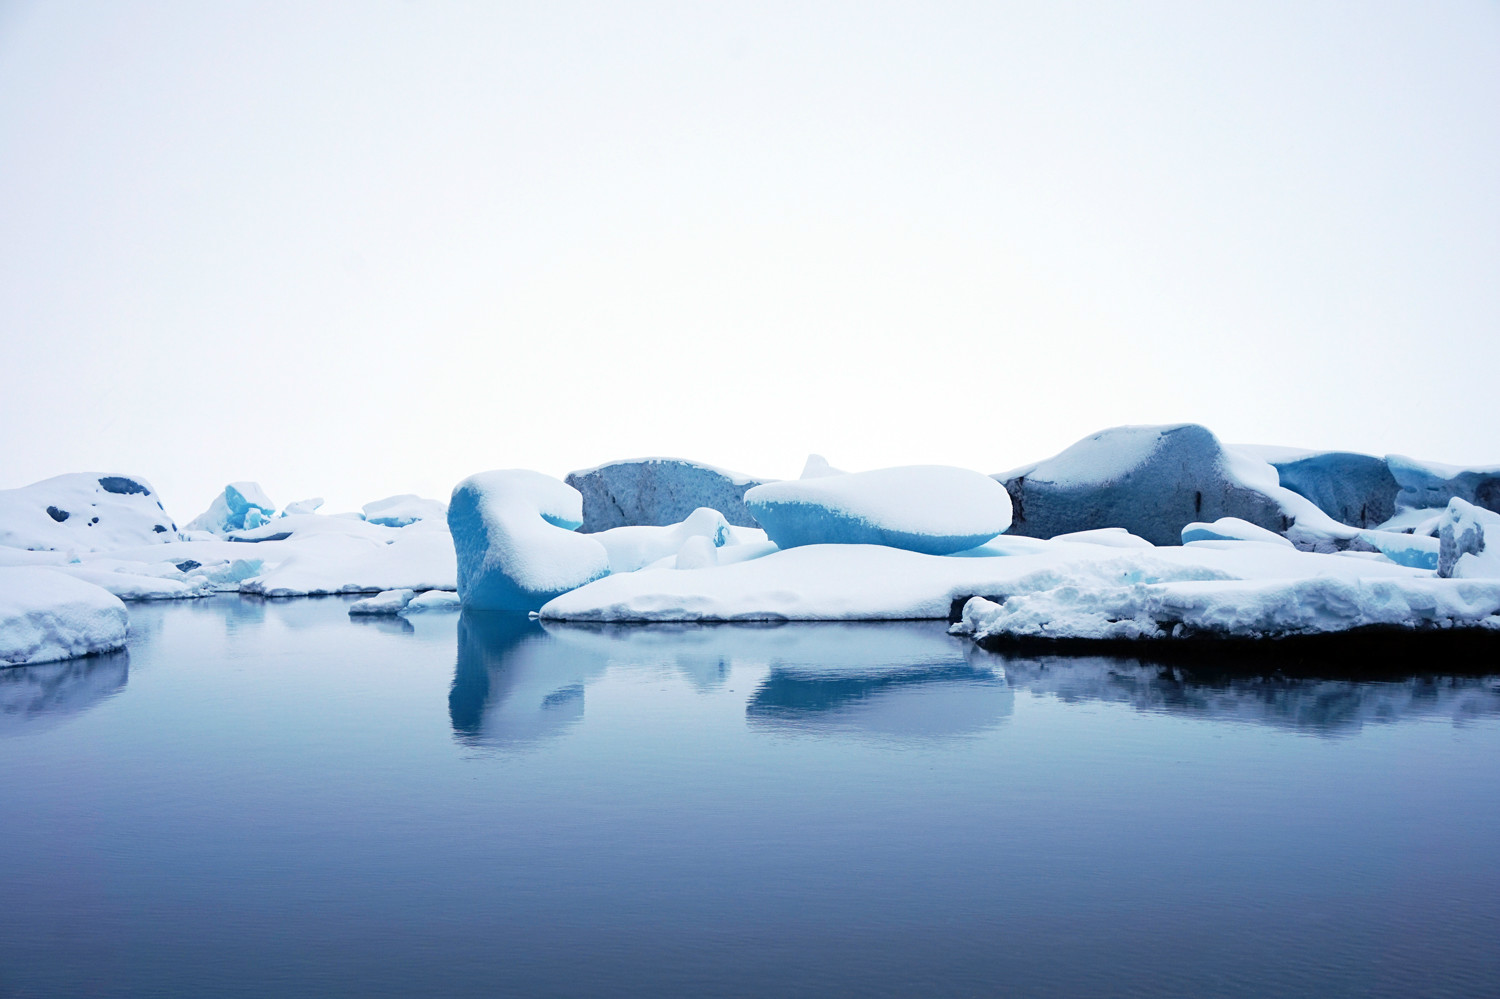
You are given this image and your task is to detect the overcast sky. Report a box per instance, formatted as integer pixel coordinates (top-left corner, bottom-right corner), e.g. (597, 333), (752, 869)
(2, 1), (1497, 517)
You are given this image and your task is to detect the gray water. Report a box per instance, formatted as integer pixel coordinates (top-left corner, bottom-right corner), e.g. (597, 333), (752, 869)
(2, 595), (1498, 998)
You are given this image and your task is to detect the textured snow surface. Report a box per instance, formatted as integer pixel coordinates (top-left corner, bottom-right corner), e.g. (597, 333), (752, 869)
(449, 470), (609, 611)
(745, 466), (1012, 556)
(565, 458), (770, 531)
(955, 575), (1500, 641)
(0, 473), (177, 552)
(539, 538), (1426, 625)
(1182, 518), (1294, 547)
(362, 494), (447, 528)
(0, 568), (129, 666)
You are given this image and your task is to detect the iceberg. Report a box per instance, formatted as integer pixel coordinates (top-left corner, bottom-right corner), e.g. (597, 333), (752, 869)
(186, 482), (277, 534)
(1389, 456), (1500, 514)
(348, 589), (416, 616)
(362, 494), (447, 528)
(591, 507), (758, 573)
(565, 458), (770, 531)
(399, 589), (461, 614)
(0, 473), (178, 552)
(280, 498), (324, 516)
(1182, 517), (1294, 547)
(744, 466), (1012, 556)
(1438, 498), (1500, 579)
(1267, 451), (1398, 529)
(448, 470), (610, 611)
(0, 567), (130, 666)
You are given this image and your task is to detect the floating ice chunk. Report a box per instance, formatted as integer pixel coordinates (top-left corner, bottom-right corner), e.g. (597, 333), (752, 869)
(591, 507), (734, 573)
(399, 589), (461, 615)
(448, 470), (610, 611)
(744, 466), (1012, 556)
(281, 498), (324, 516)
(954, 574), (1500, 641)
(1439, 498), (1500, 579)
(362, 494), (447, 528)
(0, 473), (178, 552)
(565, 458), (770, 531)
(1357, 530), (1440, 570)
(0, 567), (129, 665)
(1050, 528), (1155, 549)
(187, 482), (277, 534)
(800, 455), (844, 479)
(348, 589), (416, 615)
(1182, 517), (1295, 547)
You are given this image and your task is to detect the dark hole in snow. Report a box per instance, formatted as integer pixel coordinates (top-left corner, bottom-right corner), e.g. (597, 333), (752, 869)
(153, 524), (168, 533)
(175, 560), (202, 572)
(45, 506), (69, 522)
(98, 476), (149, 495)
(90, 517), (99, 524)
(230, 532), (291, 543)
(157, 501), (165, 510)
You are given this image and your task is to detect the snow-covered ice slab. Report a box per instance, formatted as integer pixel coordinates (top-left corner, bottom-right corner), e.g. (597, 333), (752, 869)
(1182, 518), (1294, 547)
(0, 567), (129, 666)
(239, 518), (456, 597)
(449, 470), (609, 611)
(565, 458), (770, 531)
(539, 538), (1428, 625)
(744, 466), (1012, 556)
(591, 507), (757, 573)
(955, 575), (1500, 642)
(348, 589), (416, 615)
(362, 495), (447, 528)
(0, 473), (178, 552)
(400, 589), (461, 614)
(186, 482), (277, 534)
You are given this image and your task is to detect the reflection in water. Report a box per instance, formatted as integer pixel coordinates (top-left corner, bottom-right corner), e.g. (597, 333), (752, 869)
(0, 650), (129, 736)
(450, 612), (607, 749)
(977, 645), (1500, 734)
(747, 661), (1011, 739)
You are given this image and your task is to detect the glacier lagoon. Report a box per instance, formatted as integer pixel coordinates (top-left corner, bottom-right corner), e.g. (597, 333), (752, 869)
(2, 596), (1498, 998)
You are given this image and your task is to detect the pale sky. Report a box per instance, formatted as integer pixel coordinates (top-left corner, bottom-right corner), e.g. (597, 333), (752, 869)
(2, 1), (1497, 519)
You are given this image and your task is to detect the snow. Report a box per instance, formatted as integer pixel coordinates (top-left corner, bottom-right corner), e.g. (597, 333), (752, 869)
(0, 473), (178, 552)
(799, 455), (844, 478)
(1049, 528), (1155, 549)
(449, 470), (610, 611)
(400, 589), (461, 614)
(539, 537), (1426, 624)
(281, 498), (324, 516)
(362, 494), (447, 528)
(186, 482), (277, 534)
(590, 507), (763, 573)
(48, 565), (215, 600)
(348, 589), (416, 615)
(1182, 518), (1294, 547)
(0, 567), (130, 666)
(565, 457), (770, 531)
(1357, 530), (1440, 570)
(239, 519), (456, 597)
(744, 466), (1012, 556)
(955, 574), (1500, 641)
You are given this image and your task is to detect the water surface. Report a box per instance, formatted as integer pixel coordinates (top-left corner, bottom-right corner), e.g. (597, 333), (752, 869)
(2, 596), (1498, 998)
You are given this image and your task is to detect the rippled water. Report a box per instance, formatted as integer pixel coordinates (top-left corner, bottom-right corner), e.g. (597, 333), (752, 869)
(3, 596), (1498, 998)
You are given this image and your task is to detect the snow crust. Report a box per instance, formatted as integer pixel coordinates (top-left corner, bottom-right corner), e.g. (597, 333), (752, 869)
(745, 466), (1012, 556)
(0, 473), (177, 552)
(449, 470), (609, 611)
(0, 568), (130, 666)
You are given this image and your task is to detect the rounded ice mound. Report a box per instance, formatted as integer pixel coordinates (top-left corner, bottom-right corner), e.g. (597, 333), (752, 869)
(448, 470), (610, 611)
(0, 473), (178, 551)
(1, 567), (129, 666)
(744, 466), (1012, 556)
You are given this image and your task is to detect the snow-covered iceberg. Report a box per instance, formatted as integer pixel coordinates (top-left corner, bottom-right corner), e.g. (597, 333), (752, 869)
(1264, 450), (1399, 529)
(186, 482), (277, 534)
(449, 470), (610, 611)
(998, 424), (1353, 550)
(1389, 456), (1500, 515)
(565, 458), (770, 531)
(0, 567), (130, 666)
(1438, 498), (1500, 579)
(0, 473), (178, 552)
(362, 494), (447, 528)
(591, 507), (757, 573)
(744, 466), (1011, 556)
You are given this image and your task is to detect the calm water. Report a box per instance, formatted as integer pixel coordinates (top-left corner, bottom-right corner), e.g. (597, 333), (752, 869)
(3, 596), (1499, 999)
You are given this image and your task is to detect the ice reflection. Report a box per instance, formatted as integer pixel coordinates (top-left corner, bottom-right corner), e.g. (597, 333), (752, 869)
(976, 645), (1500, 734)
(0, 650), (129, 736)
(450, 612), (606, 749)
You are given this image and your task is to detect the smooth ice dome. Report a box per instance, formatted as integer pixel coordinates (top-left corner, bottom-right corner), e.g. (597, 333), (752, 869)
(743, 466), (1012, 556)
(448, 470), (610, 611)
(1, 567), (129, 665)
(187, 482), (277, 534)
(1182, 518), (1294, 547)
(566, 458), (769, 531)
(362, 495), (447, 528)
(0, 473), (177, 552)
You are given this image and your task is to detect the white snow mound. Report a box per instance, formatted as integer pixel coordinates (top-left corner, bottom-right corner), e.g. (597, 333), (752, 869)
(0, 567), (130, 666)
